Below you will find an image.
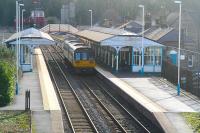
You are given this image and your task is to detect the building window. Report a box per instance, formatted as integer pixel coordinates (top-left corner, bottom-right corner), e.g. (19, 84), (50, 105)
(144, 47), (161, 66)
(133, 49), (140, 66)
(144, 47), (154, 65)
(155, 48), (161, 66)
(188, 55), (193, 67)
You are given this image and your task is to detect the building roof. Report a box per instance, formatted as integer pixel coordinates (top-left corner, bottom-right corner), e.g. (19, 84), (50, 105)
(76, 30), (114, 42)
(118, 20), (143, 34)
(76, 26), (136, 42)
(76, 26), (164, 49)
(5, 28), (55, 45)
(145, 27), (174, 41)
(90, 27), (136, 36)
(40, 24), (78, 34)
(116, 20), (134, 29)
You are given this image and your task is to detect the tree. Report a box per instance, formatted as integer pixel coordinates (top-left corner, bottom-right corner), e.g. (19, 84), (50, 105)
(0, 61), (15, 107)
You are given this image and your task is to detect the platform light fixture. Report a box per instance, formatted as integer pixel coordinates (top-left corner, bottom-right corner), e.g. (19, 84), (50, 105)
(16, 1), (19, 95)
(15, 1), (24, 95)
(88, 9), (93, 28)
(174, 0), (182, 96)
(18, 3), (24, 67)
(19, 4), (24, 32)
(138, 4), (145, 75)
(22, 9), (26, 30)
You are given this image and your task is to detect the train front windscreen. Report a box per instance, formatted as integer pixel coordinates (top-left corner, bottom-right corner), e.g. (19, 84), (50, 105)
(75, 52), (94, 61)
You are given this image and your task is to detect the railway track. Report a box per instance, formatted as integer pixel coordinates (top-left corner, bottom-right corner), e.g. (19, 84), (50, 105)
(48, 46), (129, 133)
(82, 78), (150, 132)
(41, 47), (98, 133)
(46, 45), (162, 132)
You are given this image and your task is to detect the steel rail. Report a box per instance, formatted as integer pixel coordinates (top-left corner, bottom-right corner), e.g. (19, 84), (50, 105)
(41, 47), (99, 133)
(40, 47), (75, 133)
(47, 47), (99, 133)
(81, 81), (127, 133)
(94, 77), (151, 133)
(51, 44), (152, 132)
(51, 45), (127, 132)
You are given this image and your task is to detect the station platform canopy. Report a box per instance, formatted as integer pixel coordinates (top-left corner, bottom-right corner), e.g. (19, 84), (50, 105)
(40, 24), (79, 34)
(77, 27), (165, 73)
(4, 27), (55, 72)
(76, 26), (164, 49)
(4, 27), (55, 45)
(101, 36), (164, 48)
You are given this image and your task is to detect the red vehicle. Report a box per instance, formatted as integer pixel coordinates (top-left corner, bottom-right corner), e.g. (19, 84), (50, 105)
(30, 9), (45, 27)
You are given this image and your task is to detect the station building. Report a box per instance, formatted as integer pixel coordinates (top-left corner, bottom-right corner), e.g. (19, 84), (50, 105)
(5, 28), (55, 72)
(76, 27), (164, 73)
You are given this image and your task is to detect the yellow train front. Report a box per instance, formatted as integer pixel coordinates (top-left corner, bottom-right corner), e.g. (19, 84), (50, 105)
(63, 40), (96, 73)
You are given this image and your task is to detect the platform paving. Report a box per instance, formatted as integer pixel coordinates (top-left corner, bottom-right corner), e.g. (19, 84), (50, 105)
(0, 51), (64, 133)
(95, 66), (196, 133)
(0, 55), (43, 111)
(166, 113), (193, 133)
(32, 111), (52, 133)
(120, 76), (200, 112)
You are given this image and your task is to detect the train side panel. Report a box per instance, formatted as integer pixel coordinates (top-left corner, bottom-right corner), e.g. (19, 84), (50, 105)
(63, 40), (96, 73)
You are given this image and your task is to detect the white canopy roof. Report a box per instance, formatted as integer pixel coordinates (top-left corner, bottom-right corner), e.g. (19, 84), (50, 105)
(5, 28), (55, 45)
(101, 36), (164, 48)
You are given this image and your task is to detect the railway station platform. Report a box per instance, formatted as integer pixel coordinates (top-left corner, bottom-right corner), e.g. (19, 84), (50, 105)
(0, 48), (64, 133)
(95, 66), (196, 133)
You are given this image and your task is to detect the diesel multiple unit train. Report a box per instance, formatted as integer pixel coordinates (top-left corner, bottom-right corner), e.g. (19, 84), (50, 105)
(62, 36), (96, 73)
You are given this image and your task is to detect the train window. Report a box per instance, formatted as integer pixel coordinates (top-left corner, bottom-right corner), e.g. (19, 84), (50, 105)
(82, 53), (87, 60)
(75, 53), (81, 60)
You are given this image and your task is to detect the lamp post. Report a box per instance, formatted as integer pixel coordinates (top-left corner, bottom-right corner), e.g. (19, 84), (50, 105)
(88, 9), (93, 28)
(22, 9), (26, 30)
(16, 1), (19, 94)
(18, 4), (24, 65)
(21, 9), (25, 64)
(138, 4), (145, 75)
(174, 0), (182, 96)
(19, 4), (24, 31)
(15, 2), (24, 95)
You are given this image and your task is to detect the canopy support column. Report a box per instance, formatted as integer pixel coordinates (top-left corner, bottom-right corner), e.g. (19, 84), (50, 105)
(30, 45), (33, 71)
(132, 47), (134, 72)
(116, 51), (119, 71)
(112, 54), (114, 68)
(104, 48), (107, 64)
(141, 47), (144, 75)
(108, 51), (110, 65)
(129, 52), (131, 66)
(115, 46), (121, 72)
(153, 46), (155, 72)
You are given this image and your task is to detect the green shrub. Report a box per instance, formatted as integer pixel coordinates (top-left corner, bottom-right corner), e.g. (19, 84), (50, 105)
(0, 61), (16, 107)
(0, 45), (15, 61)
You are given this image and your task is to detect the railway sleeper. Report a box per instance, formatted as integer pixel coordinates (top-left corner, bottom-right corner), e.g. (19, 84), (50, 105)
(72, 122), (91, 126)
(74, 129), (93, 133)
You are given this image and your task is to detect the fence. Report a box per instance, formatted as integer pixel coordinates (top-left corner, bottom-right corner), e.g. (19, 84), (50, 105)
(162, 46), (200, 97)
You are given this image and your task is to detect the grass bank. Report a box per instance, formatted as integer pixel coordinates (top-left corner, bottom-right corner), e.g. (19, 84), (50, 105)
(0, 111), (31, 132)
(182, 112), (200, 132)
